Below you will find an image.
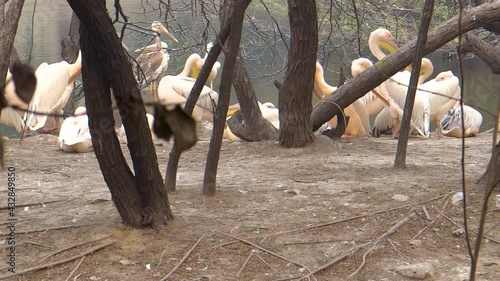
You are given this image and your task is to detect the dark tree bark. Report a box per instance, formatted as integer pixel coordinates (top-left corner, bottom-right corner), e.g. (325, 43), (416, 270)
(394, 0), (434, 169)
(203, 0), (248, 195)
(474, 0), (500, 34)
(220, 1), (278, 142)
(67, 0), (172, 229)
(279, 0), (317, 148)
(61, 12), (81, 115)
(311, 1), (500, 131)
(0, 0), (25, 109)
(461, 33), (500, 74)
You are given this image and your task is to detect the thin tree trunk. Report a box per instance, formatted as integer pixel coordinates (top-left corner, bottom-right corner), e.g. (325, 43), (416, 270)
(0, 0), (25, 109)
(310, 1), (500, 131)
(279, 0), (317, 148)
(61, 12), (80, 115)
(203, 0), (248, 196)
(68, 0), (172, 229)
(394, 0), (434, 168)
(164, 19), (232, 193)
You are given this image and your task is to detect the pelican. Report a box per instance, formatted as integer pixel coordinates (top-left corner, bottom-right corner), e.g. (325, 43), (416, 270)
(223, 101), (278, 142)
(180, 43), (221, 89)
(351, 58), (427, 138)
(157, 75), (218, 131)
(57, 107), (92, 153)
(117, 113), (158, 144)
(376, 58), (434, 138)
(313, 62), (370, 137)
(23, 51), (82, 133)
(368, 28), (400, 61)
(134, 21), (178, 99)
(419, 71), (460, 138)
(440, 105), (482, 137)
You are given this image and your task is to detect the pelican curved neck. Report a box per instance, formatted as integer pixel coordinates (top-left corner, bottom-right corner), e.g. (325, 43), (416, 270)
(315, 64), (336, 97)
(178, 54), (202, 77)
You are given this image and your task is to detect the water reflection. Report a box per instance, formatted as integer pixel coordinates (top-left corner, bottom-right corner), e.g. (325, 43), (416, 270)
(3, 0), (499, 138)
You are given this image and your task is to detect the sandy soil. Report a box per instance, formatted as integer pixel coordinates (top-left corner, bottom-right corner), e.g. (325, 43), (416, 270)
(0, 132), (499, 281)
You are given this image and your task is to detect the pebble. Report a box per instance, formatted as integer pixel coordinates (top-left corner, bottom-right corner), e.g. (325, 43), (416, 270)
(395, 262), (436, 279)
(451, 192), (464, 206)
(392, 194), (409, 201)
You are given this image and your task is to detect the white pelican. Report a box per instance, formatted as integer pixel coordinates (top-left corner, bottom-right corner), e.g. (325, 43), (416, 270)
(134, 21), (178, 98)
(351, 58), (427, 138)
(440, 105), (482, 137)
(375, 58), (434, 138)
(419, 71), (460, 138)
(223, 101), (278, 141)
(23, 51), (82, 133)
(368, 28), (400, 61)
(57, 107), (92, 153)
(117, 113), (158, 144)
(157, 75), (218, 131)
(179, 43), (221, 89)
(314, 62), (370, 137)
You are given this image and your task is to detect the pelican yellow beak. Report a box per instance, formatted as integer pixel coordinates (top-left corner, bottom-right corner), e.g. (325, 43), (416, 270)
(157, 24), (179, 43)
(227, 108), (239, 117)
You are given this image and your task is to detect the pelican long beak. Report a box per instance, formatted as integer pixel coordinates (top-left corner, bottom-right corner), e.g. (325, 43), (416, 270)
(382, 37), (412, 71)
(158, 24), (179, 43)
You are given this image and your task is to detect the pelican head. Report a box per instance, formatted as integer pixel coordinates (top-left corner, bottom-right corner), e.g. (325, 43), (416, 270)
(351, 58), (373, 77)
(368, 28), (399, 60)
(435, 70), (455, 82)
(151, 21), (178, 43)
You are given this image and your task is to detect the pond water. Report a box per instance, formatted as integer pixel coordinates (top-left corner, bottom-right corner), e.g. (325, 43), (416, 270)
(3, 0), (499, 138)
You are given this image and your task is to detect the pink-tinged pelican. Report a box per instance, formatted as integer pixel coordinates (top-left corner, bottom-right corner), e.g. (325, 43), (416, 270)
(57, 106), (92, 153)
(313, 61), (370, 137)
(134, 21), (178, 99)
(23, 51), (82, 133)
(419, 71), (460, 138)
(440, 104), (482, 137)
(223, 101), (278, 142)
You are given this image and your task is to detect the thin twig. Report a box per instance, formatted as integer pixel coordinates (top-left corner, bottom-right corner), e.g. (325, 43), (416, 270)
(0, 240), (49, 251)
(0, 241), (115, 280)
(411, 199), (450, 241)
(40, 234), (112, 262)
(388, 238), (409, 260)
(2, 224), (95, 236)
(254, 253), (276, 271)
(0, 198), (72, 210)
(215, 230), (313, 275)
(347, 213), (417, 278)
(160, 232), (207, 281)
(64, 256), (86, 281)
(236, 250), (254, 277)
(433, 206), (500, 244)
(422, 206), (432, 221)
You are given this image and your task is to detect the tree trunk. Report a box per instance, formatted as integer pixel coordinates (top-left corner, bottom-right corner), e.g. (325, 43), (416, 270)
(67, 0), (173, 229)
(311, 1), (500, 131)
(203, 0), (248, 196)
(61, 12), (81, 115)
(461, 33), (500, 74)
(279, 0), (317, 148)
(0, 0), (25, 109)
(394, 0), (434, 169)
(220, 0), (278, 142)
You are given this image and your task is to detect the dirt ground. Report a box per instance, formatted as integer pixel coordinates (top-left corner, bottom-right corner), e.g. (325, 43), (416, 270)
(0, 131), (499, 281)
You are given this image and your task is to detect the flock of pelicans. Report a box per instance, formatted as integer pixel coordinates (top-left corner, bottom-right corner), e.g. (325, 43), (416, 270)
(0, 22), (485, 153)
